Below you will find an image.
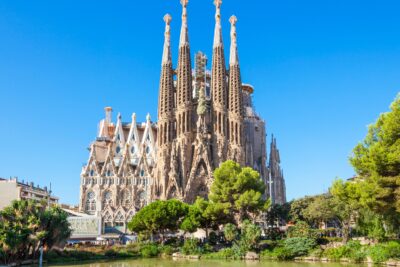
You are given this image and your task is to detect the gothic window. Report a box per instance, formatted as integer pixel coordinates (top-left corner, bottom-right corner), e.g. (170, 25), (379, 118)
(116, 146), (121, 154)
(85, 191), (96, 213)
(90, 170), (94, 177)
(102, 191), (113, 207)
(117, 134), (120, 141)
(146, 146), (150, 154)
(106, 170), (111, 177)
(103, 211), (113, 222)
(140, 170), (145, 177)
(131, 146), (135, 154)
(115, 211), (125, 222)
(121, 190), (131, 206)
(131, 134), (135, 141)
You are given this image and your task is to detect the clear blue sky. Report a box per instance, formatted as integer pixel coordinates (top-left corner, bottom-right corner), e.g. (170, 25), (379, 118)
(0, 0), (399, 205)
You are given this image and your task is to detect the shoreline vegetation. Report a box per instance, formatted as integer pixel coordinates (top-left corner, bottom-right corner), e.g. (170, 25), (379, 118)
(42, 239), (400, 265)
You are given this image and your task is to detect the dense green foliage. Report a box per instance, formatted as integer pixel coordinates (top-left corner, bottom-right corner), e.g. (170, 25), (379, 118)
(128, 199), (188, 240)
(0, 200), (71, 265)
(350, 94), (400, 228)
(209, 160), (270, 222)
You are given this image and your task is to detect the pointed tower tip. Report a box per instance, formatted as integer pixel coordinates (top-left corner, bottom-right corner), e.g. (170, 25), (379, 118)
(214, 0), (222, 8)
(179, 0), (189, 47)
(229, 15), (239, 65)
(163, 13), (172, 24)
(162, 14), (172, 65)
(131, 113), (136, 120)
(213, 0), (223, 48)
(146, 113), (151, 121)
(229, 15), (237, 25)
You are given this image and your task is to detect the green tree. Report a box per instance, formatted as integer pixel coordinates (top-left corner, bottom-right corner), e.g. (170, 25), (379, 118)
(330, 179), (363, 243)
(286, 221), (317, 239)
(239, 220), (262, 251)
(180, 197), (231, 237)
(128, 199), (188, 241)
(223, 223), (238, 243)
(288, 196), (315, 224)
(0, 200), (71, 265)
(303, 194), (336, 228)
(209, 160), (268, 223)
(350, 94), (400, 223)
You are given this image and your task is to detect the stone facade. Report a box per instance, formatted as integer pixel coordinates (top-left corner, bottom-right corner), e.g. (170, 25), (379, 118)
(79, 0), (286, 234)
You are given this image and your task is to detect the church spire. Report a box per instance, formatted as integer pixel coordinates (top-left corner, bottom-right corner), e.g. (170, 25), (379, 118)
(213, 0), (223, 48)
(179, 0), (189, 47)
(162, 14), (172, 65)
(157, 14), (174, 139)
(211, 0), (228, 165)
(176, 0), (193, 134)
(227, 15), (244, 157)
(229, 15), (239, 66)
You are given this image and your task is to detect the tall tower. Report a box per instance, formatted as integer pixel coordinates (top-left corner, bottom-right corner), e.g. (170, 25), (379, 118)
(227, 15), (245, 164)
(211, 0), (228, 166)
(269, 135), (287, 204)
(155, 14), (175, 199)
(169, 0), (194, 197)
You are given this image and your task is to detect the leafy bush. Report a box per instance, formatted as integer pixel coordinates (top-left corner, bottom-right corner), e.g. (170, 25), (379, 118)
(287, 221), (318, 239)
(159, 245), (174, 256)
(203, 248), (242, 260)
(140, 244), (159, 258)
(283, 237), (317, 257)
(368, 241), (400, 263)
(272, 247), (294, 260)
(323, 241), (366, 262)
(181, 238), (202, 255)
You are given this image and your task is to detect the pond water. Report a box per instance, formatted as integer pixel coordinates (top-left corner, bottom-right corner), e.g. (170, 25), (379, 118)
(46, 259), (363, 267)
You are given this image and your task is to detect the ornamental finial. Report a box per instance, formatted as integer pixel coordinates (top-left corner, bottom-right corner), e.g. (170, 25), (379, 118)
(181, 0), (189, 7)
(163, 13), (172, 25)
(229, 15), (237, 25)
(181, 0), (188, 22)
(162, 14), (172, 64)
(214, 0), (222, 22)
(179, 0), (189, 46)
(229, 15), (239, 65)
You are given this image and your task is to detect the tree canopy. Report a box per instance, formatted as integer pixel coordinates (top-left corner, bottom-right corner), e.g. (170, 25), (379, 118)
(209, 160), (269, 222)
(0, 200), (71, 265)
(128, 199), (188, 239)
(349, 94), (400, 227)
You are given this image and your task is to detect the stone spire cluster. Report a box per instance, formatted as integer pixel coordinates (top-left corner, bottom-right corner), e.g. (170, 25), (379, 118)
(153, 0), (278, 202)
(78, 0), (287, 236)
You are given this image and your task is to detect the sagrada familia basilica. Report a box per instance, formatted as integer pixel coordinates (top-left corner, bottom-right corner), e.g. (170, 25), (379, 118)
(79, 0), (286, 233)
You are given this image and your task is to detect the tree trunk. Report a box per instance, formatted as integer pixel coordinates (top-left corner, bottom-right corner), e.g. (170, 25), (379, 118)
(342, 221), (350, 244)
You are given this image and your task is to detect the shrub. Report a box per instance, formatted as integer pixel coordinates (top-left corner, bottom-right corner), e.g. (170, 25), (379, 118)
(159, 245), (174, 256)
(287, 221), (318, 239)
(202, 248), (242, 260)
(273, 247), (294, 260)
(181, 238), (202, 255)
(368, 241), (400, 263)
(323, 241), (366, 262)
(140, 244), (159, 258)
(283, 237), (317, 257)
